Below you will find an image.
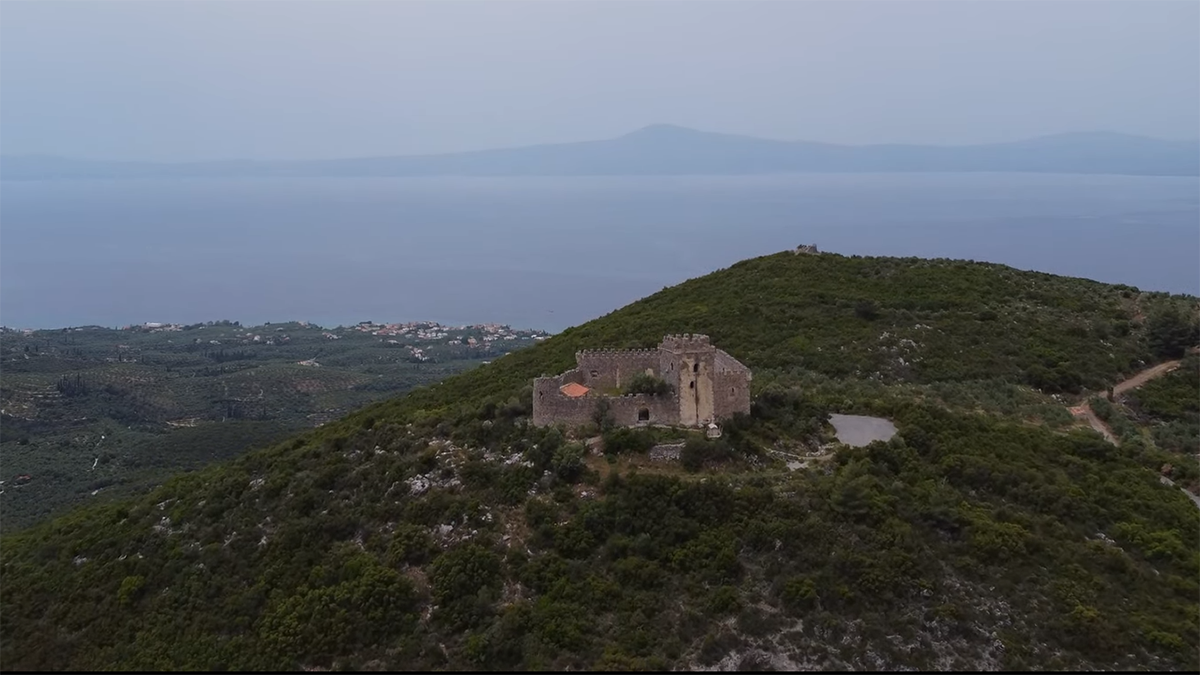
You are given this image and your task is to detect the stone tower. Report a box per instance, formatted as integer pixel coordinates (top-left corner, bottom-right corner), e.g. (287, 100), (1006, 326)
(658, 334), (717, 426)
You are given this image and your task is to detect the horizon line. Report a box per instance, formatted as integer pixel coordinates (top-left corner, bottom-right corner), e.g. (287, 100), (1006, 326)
(4, 125), (1197, 165)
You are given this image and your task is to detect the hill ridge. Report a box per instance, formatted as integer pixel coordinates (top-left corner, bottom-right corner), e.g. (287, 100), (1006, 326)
(3, 127), (1197, 178)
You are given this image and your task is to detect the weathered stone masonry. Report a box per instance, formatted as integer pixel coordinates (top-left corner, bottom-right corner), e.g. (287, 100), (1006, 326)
(532, 334), (751, 428)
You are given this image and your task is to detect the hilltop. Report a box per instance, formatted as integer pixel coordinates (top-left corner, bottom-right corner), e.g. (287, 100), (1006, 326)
(1, 251), (1197, 671)
(3, 126), (1197, 179)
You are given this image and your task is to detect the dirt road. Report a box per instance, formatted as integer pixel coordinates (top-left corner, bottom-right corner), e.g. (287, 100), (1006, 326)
(1067, 358), (1198, 510)
(1069, 405), (1117, 444)
(1067, 359), (1183, 446)
(1112, 360), (1181, 396)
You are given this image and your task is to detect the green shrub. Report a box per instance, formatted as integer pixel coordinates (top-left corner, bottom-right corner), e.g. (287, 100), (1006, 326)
(602, 428), (655, 456)
(623, 373), (673, 397)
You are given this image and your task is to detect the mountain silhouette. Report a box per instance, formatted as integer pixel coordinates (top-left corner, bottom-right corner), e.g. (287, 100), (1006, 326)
(3, 126), (1196, 179)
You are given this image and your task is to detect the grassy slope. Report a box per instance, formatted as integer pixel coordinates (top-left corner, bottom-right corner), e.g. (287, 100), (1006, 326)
(2, 252), (1197, 672)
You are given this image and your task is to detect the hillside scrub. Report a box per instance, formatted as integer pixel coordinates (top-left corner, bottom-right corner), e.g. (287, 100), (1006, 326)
(2, 253), (1197, 671)
(0, 321), (543, 530)
(363, 253), (1197, 426)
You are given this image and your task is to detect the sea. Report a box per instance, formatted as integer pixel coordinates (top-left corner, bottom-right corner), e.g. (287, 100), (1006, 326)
(2, 173), (1197, 333)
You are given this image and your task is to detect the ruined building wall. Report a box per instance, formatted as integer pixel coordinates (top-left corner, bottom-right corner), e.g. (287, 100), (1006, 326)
(575, 349), (661, 391)
(533, 334), (752, 429)
(713, 349), (752, 419)
(558, 368), (585, 386)
(532, 372), (594, 427)
(532, 373), (679, 427)
(603, 393), (680, 427)
(713, 371), (751, 419)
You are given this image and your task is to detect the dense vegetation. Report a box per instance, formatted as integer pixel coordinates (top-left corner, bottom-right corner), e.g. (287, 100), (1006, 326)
(2, 252), (1197, 671)
(0, 320), (546, 530)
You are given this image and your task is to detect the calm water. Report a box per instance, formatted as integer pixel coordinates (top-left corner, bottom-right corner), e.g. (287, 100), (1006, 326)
(2, 173), (1197, 332)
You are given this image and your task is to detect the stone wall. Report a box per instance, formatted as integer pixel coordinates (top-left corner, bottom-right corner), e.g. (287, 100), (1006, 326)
(713, 348), (752, 419)
(649, 443), (684, 462)
(604, 392), (680, 427)
(532, 334), (752, 429)
(575, 349), (661, 391)
(713, 370), (752, 419)
(558, 368), (585, 386)
(532, 373), (595, 427)
(532, 371), (679, 427)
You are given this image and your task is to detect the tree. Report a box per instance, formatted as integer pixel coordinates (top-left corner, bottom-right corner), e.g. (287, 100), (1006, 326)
(623, 373), (673, 397)
(601, 427), (654, 456)
(429, 544), (503, 629)
(551, 443), (586, 482)
(592, 398), (615, 432)
(682, 438), (730, 472)
(1147, 307), (1198, 359)
(854, 300), (880, 321)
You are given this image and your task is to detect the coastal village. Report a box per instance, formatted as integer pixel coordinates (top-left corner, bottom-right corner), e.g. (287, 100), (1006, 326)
(0, 320), (550, 367)
(99, 319), (547, 344)
(0, 318), (553, 525)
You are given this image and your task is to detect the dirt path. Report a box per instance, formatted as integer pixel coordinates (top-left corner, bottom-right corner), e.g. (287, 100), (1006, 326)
(1075, 357), (1200, 509)
(1112, 359), (1181, 396)
(1067, 359), (1182, 445)
(1068, 404), (1117, 444)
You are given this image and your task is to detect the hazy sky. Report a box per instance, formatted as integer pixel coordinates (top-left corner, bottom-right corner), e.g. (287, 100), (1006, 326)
(2, 0), (1197, 161)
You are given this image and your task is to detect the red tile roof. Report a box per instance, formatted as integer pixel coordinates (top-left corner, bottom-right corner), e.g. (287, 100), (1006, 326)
(559, 382), (591, 398)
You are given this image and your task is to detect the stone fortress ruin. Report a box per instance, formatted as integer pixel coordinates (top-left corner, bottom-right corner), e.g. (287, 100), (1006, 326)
(532, 334), (751, 428)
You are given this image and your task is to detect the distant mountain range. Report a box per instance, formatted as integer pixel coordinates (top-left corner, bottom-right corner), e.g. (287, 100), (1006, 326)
(3, 125), (1197, 179)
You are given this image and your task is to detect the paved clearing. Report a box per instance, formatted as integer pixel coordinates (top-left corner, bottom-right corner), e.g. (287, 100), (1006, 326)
(829, 414), (897, 447)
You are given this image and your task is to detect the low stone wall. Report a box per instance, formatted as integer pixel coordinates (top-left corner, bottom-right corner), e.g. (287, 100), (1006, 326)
(649, 443), (684, 462)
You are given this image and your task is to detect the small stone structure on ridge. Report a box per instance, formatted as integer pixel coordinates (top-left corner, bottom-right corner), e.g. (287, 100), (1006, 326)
(532, 334), (751, 428)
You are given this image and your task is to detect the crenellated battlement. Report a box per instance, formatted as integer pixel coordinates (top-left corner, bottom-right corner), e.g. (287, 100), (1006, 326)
(660, 333), (710, 341)
(575, 348), (659, 358)
(659, 333), (713, 352)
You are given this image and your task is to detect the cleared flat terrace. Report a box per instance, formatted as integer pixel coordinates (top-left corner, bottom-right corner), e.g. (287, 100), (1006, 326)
(828, 413), (897, 447)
